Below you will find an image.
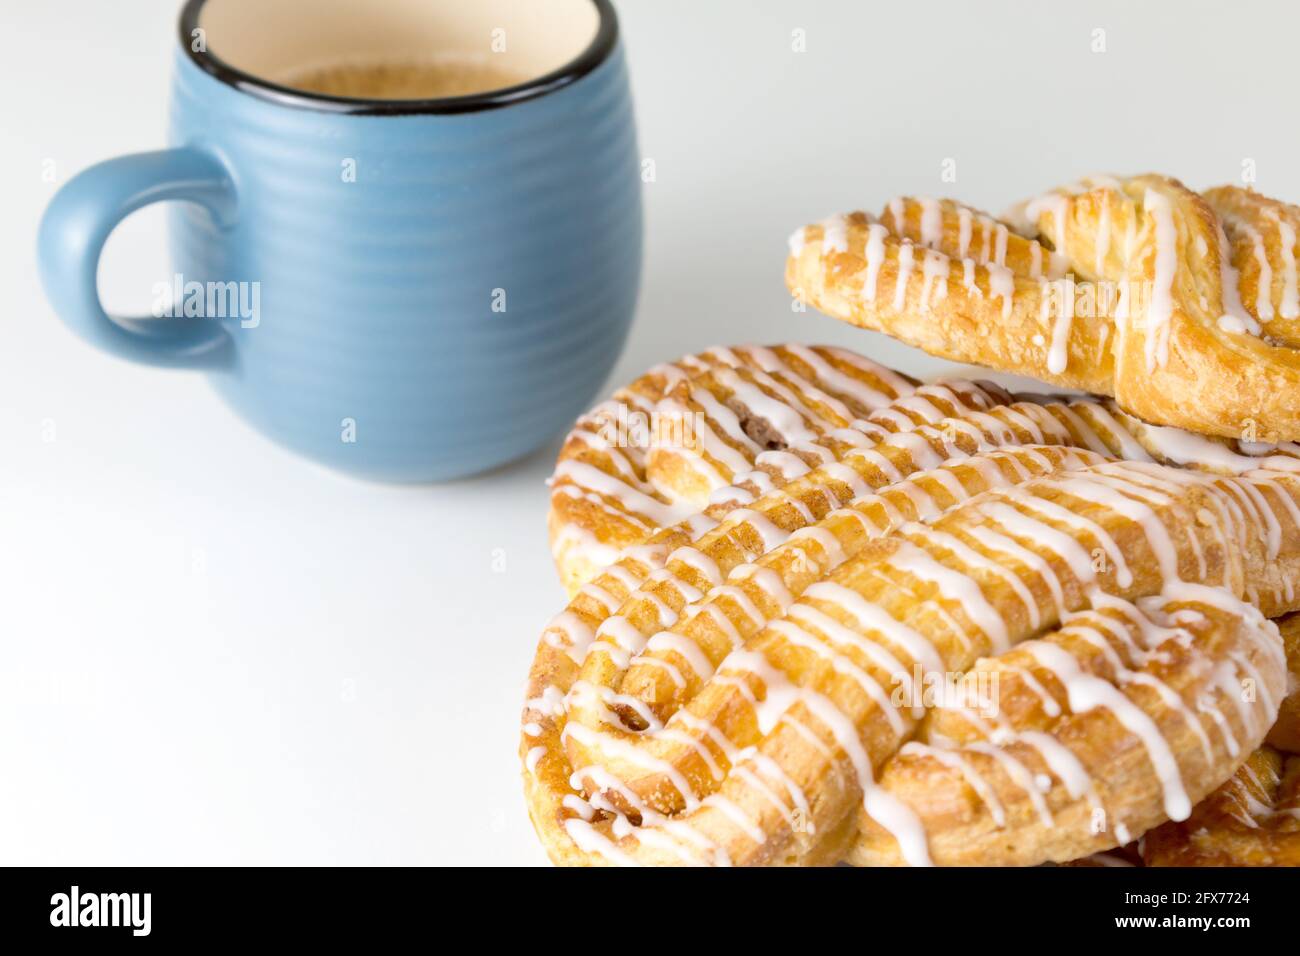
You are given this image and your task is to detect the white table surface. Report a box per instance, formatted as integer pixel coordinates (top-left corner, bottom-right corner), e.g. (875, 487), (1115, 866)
(3, 0), (1298, 865)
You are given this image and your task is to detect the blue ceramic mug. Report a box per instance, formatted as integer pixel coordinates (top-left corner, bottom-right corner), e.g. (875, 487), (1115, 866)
(38, 0), (641, 481)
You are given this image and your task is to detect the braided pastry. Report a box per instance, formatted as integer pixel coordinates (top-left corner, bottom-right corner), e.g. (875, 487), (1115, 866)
(521, 345), (1300, 866)
(785, 175), (1300, 442)
(547, 344), (925, 593)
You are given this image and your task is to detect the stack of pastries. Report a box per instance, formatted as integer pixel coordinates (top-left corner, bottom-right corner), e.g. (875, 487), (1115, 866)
(519, 175), (1300, 866)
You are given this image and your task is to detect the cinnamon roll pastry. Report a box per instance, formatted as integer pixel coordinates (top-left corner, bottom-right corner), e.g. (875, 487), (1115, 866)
(785, 175), (1300, 442)
(522, 347), (1300, 866)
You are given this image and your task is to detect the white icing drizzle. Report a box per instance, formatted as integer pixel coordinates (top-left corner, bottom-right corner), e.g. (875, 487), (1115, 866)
(784, 344), (893, 410)
(1024, 638), (1191, 821)
(919, 198), (943, 248)
(1265, 208), (1299, 319)
(888, 539), (1010, 652)
(1042, 273), (1075, 375)
(1143, 188), (1178, 370)
(1240, 221), (1276, 321)
(1024, 191), (1071, 251)
(893, 241), (916, 312)
(919, 249), (950, 313)
(554, 460), (693, 528)
(531, 348), (1300, 867)
(888, 197), (906, 232)
(1215, 223), (1261, 336)
(987, 264), (1015, 318)
(861, 222), (889, 302)
(807, 581), (945, 674)
(957, 207), (973, 258)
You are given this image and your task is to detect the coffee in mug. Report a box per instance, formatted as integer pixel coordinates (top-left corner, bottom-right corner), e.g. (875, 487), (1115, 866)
(280, 58), (530, 100)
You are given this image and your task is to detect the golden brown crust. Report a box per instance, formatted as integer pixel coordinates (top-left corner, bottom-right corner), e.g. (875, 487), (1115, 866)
(1137, 620), (1300, 867)
(545, 345), (923, 594)
(786, 177), (1300, 442)
(786, 202), (1114, 396)
(526, 456), (1300, 866)
(849, 595), (1287, 866)
(1143, 746), (1300, 866)
(523, 349), (1300, 867)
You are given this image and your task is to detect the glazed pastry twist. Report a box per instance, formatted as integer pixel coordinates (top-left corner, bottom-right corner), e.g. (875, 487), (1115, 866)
(522, 345), (1300, 866)
(547, 344), (925, 593)
(1139, 614), (1299, 865)
(849, 587), (1286, 866)
(785, 175), (1300, 442)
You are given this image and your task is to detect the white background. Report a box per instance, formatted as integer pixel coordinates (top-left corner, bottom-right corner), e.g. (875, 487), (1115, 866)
(2, 0), (1297, 865)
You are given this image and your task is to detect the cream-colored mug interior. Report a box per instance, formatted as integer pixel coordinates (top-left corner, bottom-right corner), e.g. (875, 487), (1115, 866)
(198, 0), (601, 99)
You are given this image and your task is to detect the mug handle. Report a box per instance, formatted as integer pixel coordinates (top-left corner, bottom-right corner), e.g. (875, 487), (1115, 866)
(38, 147), (238, 368)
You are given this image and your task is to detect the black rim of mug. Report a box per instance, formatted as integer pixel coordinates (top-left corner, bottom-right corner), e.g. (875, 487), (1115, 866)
(178, 0), (619, 115)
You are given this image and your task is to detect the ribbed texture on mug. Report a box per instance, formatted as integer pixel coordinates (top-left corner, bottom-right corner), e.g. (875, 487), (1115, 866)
(168, 46), (642, 480)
